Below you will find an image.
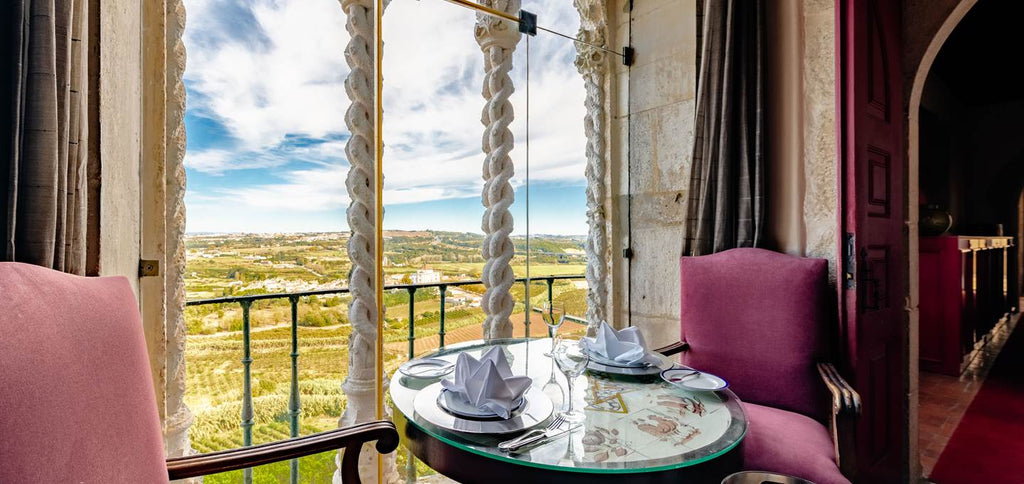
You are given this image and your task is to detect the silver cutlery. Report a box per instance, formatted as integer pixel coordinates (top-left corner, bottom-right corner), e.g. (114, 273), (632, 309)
(669, 370), (702, 383)
(498, 415), (576, 452)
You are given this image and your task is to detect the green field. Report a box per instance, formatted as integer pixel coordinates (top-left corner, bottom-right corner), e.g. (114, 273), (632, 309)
(184, 231), (587, 482)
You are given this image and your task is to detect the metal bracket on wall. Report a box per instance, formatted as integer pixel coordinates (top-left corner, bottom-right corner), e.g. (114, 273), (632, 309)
(622, 46), (634, 66)
(623, 247), (633, 259)
(843, 233), (855, 289)
(139, 259), (161, 278)
(518, 9), (537, 35)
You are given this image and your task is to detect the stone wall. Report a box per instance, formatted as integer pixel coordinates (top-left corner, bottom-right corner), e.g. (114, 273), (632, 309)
(98, 0), (142, 293)
(607, 0), (698, 347)
(606, 0), (837, 347)
(765, 0), (837, 274)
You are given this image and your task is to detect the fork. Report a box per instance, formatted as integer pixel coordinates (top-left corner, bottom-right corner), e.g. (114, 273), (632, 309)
(497, 415), (565, 452)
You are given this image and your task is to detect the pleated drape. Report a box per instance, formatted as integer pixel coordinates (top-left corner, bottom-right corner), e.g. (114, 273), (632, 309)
(683, 0), (766, 256)
(1, 0), (92, 274)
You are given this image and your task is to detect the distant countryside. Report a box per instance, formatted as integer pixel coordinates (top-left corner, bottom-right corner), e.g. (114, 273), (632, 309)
(184, 231), (588, 482)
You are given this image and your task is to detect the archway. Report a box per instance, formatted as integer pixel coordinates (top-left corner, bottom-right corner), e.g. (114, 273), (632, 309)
(906, 0), (1024, 478)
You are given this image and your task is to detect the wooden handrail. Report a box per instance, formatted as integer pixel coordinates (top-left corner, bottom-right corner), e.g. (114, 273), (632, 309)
(655, 341), (689, 356)
(166, 421), (399, 482)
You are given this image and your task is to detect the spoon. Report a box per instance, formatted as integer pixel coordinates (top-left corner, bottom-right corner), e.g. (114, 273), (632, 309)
(669, 370), (702, 383)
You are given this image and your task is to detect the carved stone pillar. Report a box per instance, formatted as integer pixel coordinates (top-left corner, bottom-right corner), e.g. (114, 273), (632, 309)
(574, 0), (610, 332)
(337, 0), (398, 482)
(475, 0), (521, 340)
(164, 0), (196, 472)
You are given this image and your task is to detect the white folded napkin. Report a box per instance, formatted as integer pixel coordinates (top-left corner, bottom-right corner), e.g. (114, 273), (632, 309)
(584, 321), (661, 366)
(440, 346), (532, 419)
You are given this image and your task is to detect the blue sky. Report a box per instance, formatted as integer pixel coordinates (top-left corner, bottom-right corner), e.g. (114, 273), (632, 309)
(181, 0), (588, 235)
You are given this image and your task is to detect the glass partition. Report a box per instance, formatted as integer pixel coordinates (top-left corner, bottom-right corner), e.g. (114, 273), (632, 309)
(378, 1), (613, 479)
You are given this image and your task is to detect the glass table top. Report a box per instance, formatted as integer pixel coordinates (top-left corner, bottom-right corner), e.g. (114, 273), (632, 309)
(389, 338), (747, 474)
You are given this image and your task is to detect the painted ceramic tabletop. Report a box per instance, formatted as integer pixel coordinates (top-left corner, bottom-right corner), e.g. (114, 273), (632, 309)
(390, 338), (747, 473)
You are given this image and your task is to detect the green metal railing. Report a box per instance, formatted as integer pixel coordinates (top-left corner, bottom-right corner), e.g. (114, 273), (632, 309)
(185, 274), (584, 483)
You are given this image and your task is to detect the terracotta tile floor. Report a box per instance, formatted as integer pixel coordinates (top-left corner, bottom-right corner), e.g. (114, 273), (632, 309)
(919, 307), (1021, 477)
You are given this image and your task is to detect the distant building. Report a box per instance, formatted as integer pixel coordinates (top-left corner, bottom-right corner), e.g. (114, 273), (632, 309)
(410, 269), (442, 284)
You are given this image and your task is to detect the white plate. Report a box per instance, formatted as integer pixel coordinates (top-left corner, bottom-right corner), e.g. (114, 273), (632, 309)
(582, 347), (669, 376)
(399, 358), (454, 379)
(437, 389), (525, 419)
(661, 368), (729, 391)
(413, 383), (553, 435)
(584, 349), (651, 368)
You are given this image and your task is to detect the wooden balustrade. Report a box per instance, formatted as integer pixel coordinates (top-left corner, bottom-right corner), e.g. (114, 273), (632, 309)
(920, 236), (1015, 375)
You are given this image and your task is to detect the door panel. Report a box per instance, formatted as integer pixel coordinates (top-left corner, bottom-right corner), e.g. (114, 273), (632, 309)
(837, 0), (906, 481)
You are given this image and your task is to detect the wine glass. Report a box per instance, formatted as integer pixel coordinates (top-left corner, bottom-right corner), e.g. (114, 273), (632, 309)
(553, 339), (590, 423)
(542, 302), (565, 358)
(542, 302), (565, 340)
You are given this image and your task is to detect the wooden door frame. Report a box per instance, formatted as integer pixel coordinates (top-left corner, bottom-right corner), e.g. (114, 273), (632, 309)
(836, 0), (908, 479)
(834, 0), (982, 479)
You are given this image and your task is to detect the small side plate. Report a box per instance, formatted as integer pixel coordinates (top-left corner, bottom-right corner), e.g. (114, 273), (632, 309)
(661, 368), (729, 391)
(399, 358), (454, 379)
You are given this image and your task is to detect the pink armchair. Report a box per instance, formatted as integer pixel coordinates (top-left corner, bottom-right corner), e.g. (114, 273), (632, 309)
(0, 262), (397, 483)
(658, 248), (860, 484)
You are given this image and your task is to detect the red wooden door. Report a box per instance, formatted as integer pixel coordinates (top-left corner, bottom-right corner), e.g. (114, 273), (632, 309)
(837, 0), (906, 481)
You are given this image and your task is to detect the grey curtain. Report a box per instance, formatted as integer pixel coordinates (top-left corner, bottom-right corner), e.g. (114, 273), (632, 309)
(1, 0), (92, 274)
(683, 0), (766, 256)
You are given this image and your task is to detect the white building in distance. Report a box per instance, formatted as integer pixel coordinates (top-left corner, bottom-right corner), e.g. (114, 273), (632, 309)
(410, 269), (442, 284)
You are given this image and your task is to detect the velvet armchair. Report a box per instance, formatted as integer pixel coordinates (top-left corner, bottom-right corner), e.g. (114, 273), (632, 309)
(0, 262), (398, 483)
(657, 248), (861, 484)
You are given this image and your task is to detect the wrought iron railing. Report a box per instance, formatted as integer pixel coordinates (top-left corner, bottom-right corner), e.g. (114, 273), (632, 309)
(185, 274), (584, 483)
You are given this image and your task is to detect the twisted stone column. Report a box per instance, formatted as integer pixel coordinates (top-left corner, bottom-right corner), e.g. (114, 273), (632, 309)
(338, 1), (398, 482)
(475, 0), (521, 340)
(574, 0), (610, 331)
(165, 0), (196, 474)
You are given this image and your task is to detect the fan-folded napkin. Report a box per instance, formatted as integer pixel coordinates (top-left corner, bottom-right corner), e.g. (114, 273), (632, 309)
(584, 321), (661, 366)
(440, 347), (532, 418)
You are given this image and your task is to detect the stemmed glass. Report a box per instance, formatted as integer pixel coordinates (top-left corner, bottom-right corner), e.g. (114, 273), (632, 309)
(542, 302), (565, 358)
(542, 302), (565, 340)
(553, 338), (590, 423)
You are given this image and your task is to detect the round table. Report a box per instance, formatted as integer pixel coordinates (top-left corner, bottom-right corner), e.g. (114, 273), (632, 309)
(390, 338), (748, 483)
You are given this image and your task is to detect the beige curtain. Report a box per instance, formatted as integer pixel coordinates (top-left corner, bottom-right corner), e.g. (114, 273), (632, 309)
(1, 0), (93, 274)
(683, 0), (766, 256)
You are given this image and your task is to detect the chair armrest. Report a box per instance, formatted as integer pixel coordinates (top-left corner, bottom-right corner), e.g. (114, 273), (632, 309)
(817, 362), (861, 415)
(655, 341), (689, 356)
(166, 420), (399, 482)
(816, 362), (860, 478)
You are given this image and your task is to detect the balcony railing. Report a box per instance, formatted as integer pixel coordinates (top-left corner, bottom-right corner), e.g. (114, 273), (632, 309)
(185, 274), (584, 483)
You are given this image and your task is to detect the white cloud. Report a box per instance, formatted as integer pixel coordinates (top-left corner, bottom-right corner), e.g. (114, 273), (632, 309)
(222, 165), (351, 210)
(380, 0), (587, 200)
(183, 0), (588, 230)
(183, 0), (350, 151)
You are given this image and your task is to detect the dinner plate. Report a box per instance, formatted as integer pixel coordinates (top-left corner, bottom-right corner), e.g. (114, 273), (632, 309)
(413, 383), (553, 435)
(584, 349), (651, 368)
(437, 389), (525, 419)
(661, 368), (729, 391)
(582, 347), (668, 376)
(399, 358), (455, 379)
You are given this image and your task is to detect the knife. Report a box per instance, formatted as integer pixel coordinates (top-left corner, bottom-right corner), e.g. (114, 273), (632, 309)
(497, 423), (581, 452)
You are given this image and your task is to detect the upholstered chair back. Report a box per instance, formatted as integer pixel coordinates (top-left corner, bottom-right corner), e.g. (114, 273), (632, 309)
(0, 263), (170, 483)
(679, 248), (832, 422)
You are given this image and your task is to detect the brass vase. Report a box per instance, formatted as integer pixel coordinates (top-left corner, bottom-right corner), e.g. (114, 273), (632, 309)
(920, 204), (953, 236)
